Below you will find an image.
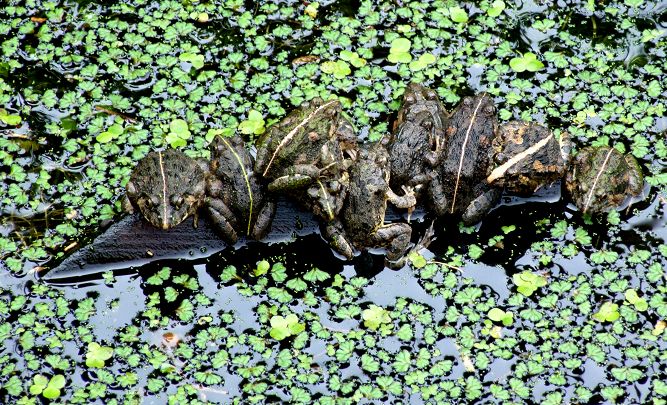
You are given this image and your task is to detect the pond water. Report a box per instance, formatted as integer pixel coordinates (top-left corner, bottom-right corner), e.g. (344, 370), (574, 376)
(1, 0), (667, 403)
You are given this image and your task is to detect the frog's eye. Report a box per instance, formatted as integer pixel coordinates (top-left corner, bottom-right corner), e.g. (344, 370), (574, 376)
(484, 105), (495, 115)
(405, 94), (416, 104)
(171, 194), (184, 208)
(425, 89), (437, 100)
(421, 119), (433, 131)
(463, 97), (473, 107)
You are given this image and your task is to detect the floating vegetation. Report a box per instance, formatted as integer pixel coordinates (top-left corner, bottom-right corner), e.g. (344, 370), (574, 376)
(1, 0), (667, 403)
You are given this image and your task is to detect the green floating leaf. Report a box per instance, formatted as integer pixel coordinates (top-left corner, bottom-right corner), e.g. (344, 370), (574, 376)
(388, 37), (412, 64)
(269, 314), (305, 340)
(409, 53), (436, 71)
(0, 109), (21, 126)
(487, 0), (506, 17)
(30, 374), (66, 399)
(624, 289), (648, 311)
(238, 110), (265, 135)
(254, 259), (270, 276)
(625, 0), (643, 8)
(512, 271), (547, 296)
(362, 304), (392, 330)
(408, 251), (427, 268)
(320, 60), (351, 79)
(86, 342), (114, 368)
(340, 50), (366, 68)
(488, 308), (514, 326)
(166, 118), (192, 148)
(509, 52), (545, 73)
(96, 123), (124, 143)
(593, 302), (620, 323)
(449, 6), (469, 23)
(179, 52), (205, 69)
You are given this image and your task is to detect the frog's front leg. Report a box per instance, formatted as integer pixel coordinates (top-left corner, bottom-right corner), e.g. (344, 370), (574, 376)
(206, 198), (239, 243)
(370, 223), (412, 262)
(250, 200), (276, 240)
(267, 164), (321, 192)
(321, 220), (355, 260)
(387, 185), (417, 221)
(461, 186), (502, 225)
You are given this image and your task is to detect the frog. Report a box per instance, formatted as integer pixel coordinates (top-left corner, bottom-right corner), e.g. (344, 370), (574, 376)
(254, 98), (358, 222)
(565, 146), (644, 214)
(389, 83), (448, 194)
(486, 121), (571, 194)
(125, 149), (207, 230)
(206, 135), (276, 243)
(393, 82), (450, 133)
(322, 142), (416, 263)
(428, 93), (501, 224)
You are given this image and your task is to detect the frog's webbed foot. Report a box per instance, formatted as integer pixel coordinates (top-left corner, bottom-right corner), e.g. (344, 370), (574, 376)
(371, 223), (412, 263)
(462, 187), (502, 225)
(250, 200), (276, 240)
(322, 220), (355, 260)
(206, 198), (239, 243)
(267, 164), (321, 192)
(307, 181), (344, 222)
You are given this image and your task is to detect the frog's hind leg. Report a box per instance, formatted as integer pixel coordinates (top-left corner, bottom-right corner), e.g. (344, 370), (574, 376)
(461, 187), (502, 225)
(250, 200), (276, 240)
(371, 223), (412, 262)
(206, 199), (239, 243)
(321, 220), (355, 260)
(267, 164), (321, 192)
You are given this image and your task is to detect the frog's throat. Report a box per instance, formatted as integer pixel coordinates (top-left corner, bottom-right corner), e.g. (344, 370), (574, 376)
(262, 99), (339, 177)
(158, 151), (170, 230)
(451, 96), (486, 214)
(486, 131), (554, 184)
(220, 137), (254, 236)
(583, 147), (614, 214)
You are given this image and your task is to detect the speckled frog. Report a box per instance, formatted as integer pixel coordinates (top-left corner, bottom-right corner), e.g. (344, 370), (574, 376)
(125, 149), (207, 230)
(565, 146), (643, 214)
(254, 98), (357, 221)
(389, 83), (449, 195)
(428, 93), (501, 224)
(206, 135), (276, 242)
(323, 142), (416, 263)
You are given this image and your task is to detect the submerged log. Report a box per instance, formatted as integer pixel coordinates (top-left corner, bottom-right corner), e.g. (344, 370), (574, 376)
(42, 198), (321, 282)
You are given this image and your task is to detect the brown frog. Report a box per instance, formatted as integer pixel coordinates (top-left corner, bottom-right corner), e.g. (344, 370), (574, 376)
(254, 98), (357, 222)
(428, 93), (501, 224)
(389, 83), (448, 194)
(393, 82), (449, 134)
(565, 146), (644, 214)
(207, 135), (276, 242)
(323, 142), (416, 263)
(125, 149), (207, 230)
(487, 121), (571, 194)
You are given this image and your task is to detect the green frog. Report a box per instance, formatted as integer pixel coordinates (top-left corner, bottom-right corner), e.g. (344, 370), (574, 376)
(254, 98), (358, 222)
(206, 135), (276, 242)
(565, 146), (644, 214)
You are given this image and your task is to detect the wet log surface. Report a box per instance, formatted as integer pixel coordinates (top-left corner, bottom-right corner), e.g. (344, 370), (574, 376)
(42, 197), (323, 282)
